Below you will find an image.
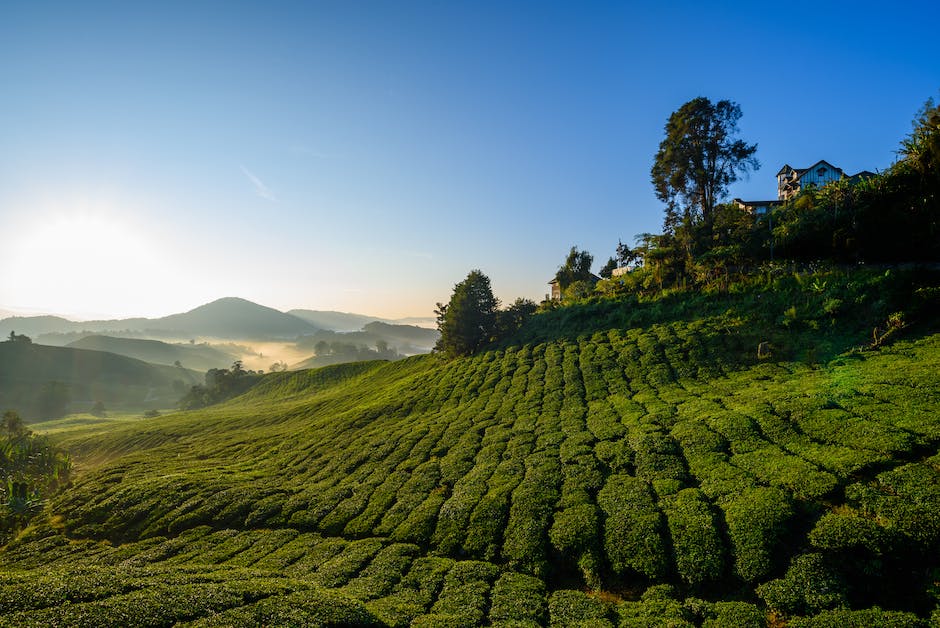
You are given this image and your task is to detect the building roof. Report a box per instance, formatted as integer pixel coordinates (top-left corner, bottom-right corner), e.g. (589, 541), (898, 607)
(778, 160), (843, 179)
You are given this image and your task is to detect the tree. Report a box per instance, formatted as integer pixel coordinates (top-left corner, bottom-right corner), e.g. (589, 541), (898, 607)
(555, 246), (594, 291)
(651, 97), (758, 237)
(6, 331), (31, 344)
(435, 270), (500, 358)
(1, 410), (28, 437)
(599, 257), (618, 279)
(497, 297), (537, 337)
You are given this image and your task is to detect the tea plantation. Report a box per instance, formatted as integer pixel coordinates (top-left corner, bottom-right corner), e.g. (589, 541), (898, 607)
(2, 268), (940, 626)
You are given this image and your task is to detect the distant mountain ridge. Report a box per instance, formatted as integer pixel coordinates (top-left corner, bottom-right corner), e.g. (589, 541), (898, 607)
(0, 298), (433, 341)
(67, 336), (239, 372)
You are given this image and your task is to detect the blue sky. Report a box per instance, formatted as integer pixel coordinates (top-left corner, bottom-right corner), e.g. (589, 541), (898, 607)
(1, 1), (937, 319)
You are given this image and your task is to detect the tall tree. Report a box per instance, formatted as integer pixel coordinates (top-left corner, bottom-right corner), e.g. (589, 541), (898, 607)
(435, 270), (500, 358)
(651, 97), (759, 236)
(555, 246), (595, 291)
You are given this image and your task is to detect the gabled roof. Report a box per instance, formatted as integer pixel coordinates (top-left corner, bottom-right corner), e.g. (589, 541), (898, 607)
(802, 159), (843, 176)
(778, 160), (847, 181)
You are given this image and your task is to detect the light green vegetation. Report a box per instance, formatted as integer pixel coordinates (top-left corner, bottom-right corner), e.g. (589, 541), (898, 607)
(1, 269), (939, 625)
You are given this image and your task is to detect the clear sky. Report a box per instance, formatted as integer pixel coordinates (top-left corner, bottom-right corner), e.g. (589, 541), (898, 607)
(1, 1), (938, 320)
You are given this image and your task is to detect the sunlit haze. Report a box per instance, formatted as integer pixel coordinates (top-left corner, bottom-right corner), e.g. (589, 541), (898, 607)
(1, 1), (938, 320)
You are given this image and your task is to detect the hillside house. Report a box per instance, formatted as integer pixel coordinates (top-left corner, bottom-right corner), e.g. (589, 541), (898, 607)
(548, 274), (601, 300)
(734, 160), (876, 213)
(777, 160), (843, 200)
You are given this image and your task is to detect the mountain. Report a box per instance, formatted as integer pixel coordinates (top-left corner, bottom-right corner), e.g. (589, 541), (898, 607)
(4, 267), (939, 625)
(0, 315), (91, 338)
(67, 335), (239, 372)
(288, 309), (383, 332)
(154, 297), (317, 339)
(288, 310), (437, 332)
(0, 341), (200, 419)
(0, 297), (318, 341)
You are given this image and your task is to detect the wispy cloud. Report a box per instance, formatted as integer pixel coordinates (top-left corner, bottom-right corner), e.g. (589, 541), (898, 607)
(240, 166), (277, 201)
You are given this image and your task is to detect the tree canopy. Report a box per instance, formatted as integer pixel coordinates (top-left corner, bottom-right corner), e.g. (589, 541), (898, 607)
(435, 270), (500, 358)
(651, 97), (758, 235)
(555, 246), (595, 291)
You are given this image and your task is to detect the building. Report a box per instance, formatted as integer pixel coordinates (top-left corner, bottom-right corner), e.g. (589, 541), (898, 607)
(777, 160), (844, 201)
(548, 274), (602, 300)
(734, 160), (877, 212)
(732, 198), (781, 215)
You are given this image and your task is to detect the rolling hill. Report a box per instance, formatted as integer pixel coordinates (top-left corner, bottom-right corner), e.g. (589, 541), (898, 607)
(289, 310), (437, 332)
(2, 267), (940, 625)
(0, 341), (200, 419)
(0, 297), (318, 342)
(153, 297), (318, 340)
(67, 335), (239, 372)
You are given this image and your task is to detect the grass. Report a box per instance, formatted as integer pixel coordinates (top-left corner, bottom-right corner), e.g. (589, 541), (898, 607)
(1, 267), (939, 625)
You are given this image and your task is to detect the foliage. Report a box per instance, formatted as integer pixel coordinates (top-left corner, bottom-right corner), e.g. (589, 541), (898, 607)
(0, 270), (938, 623)
(555, 246), (596, 292)
(651, 97), (758, 240)
(1, 411), (71, 541)
(178, 361), (262, 409)
(435, 270), (500, 358)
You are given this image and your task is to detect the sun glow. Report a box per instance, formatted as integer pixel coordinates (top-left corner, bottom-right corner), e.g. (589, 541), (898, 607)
(2, 205), (171, 319)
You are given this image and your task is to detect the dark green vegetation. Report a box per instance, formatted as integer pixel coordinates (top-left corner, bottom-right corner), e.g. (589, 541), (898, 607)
(0, 411), (70, 544)
(1, 268), (939, 625)
(606, 96), (940, 297)
(177, 362), (263, 410)
(67, 336), (238, 372)
(0, 341), (199, 420)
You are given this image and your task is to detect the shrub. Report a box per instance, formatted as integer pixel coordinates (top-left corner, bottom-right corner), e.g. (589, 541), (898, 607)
(722, 486), (793, 581)
(547, 590), (613, 627)
(787, 606), (925, 627)
(757, 553), (847, 615)
(700, 601), (764, 628)
(661, 489), (726, 586)
(597, 474), (668, 580)
(488, 572), (547, 625)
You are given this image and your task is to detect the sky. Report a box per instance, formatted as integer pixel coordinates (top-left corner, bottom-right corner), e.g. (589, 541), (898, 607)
(1, 1), (938, 320)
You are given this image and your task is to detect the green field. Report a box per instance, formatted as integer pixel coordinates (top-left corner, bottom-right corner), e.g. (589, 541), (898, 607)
(2, 268), (939, 626)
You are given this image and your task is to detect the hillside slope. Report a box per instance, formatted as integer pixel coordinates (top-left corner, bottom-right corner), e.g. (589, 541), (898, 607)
(0, 342), (199, 419)
(67, 335), (238, 372)
(2, 268), (940, 626)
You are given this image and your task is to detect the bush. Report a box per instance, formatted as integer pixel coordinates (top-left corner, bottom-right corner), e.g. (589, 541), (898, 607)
(488, 572), (547, 625)
(757, 553), (847, 615)
(547, 590), (613, 627)
(722, 486), (793, 581)
(597, 474), (668, 580)
(661, 489), (726, 586)
(787, 606), (925, 627)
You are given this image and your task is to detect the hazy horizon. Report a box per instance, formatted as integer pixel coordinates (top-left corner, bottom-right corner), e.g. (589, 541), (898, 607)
(2, 1), (937, 320)
(0, 298), (437, 325)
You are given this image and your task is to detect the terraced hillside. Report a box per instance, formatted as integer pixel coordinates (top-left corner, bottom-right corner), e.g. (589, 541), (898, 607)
(2, 269), (940, 626)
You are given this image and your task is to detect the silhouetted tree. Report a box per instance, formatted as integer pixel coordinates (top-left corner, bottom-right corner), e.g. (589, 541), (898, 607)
(435, 270), (500, 358)
(1, 410), (28, 437)
(555, 246), (594, 291)
(497, 297), (538, 337)
(651, 97), (758, 239)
